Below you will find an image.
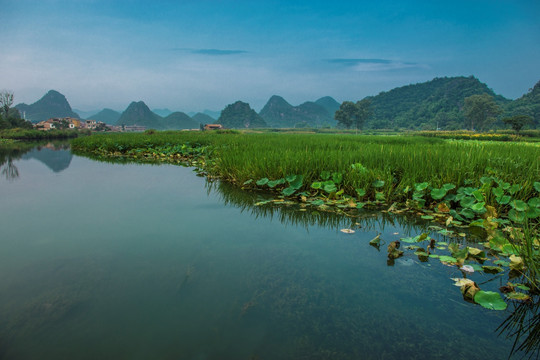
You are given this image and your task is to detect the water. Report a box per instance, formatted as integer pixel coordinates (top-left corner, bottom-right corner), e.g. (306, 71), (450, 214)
(0, 143), (530, 359)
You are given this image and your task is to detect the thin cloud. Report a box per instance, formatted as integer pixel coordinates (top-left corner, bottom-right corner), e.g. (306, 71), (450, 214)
(327, 58), (425, 72)
(172, 48), (248, 56)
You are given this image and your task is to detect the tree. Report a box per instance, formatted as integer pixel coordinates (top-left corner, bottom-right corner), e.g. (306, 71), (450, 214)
(335, 99), (372, 132)
(0, 90), (14, 118)
(463, 94), (501, 131)
(502, 115), (533, 135)
(217, 101), (266, 129)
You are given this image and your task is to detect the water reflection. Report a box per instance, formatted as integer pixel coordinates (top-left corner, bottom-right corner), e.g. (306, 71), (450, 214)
(498, 294), (540, 359)
(0, 142), (72, 180)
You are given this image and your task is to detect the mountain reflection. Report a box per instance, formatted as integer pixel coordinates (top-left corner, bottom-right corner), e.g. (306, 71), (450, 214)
(0, 142), (72, 181)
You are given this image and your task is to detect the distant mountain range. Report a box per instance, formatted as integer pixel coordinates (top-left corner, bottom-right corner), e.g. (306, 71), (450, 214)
(14, 76), (539, 130)
(15, 90), (80, 122)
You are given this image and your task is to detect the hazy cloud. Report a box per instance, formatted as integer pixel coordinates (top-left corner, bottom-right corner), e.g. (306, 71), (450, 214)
(327, 58), (425, 72)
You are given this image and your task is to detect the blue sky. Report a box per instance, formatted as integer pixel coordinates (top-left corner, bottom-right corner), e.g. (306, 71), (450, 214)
(1, 0), (539, 112)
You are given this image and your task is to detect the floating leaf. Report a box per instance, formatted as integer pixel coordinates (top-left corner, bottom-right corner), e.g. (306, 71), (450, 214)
(534, 182), (540, 192)
(287, 175), (303, 189)
(437, 202), (451, 213)
(492, 187), (504, 198)
(400, 237), (417, 244)
(474, 291), (507, 310)
(442, 183), (456, 191)
(356, 202), (365, 209)
(369, 234), (381, 245)
(388, 249), (404, 259)
(355, 188), (366, 198)
(373, 180), (385, 188)
(452, 278), (475, 287)
(332, 172), (343, 184)
(496, 195), (512, 205)
(340, 228), (355, 234)
(438, 229), (454, 236)
(421, 215), (434, 220)
(508, 184), (521, 195)
(375, 192), (385, 201)
(494, 260), (510, 267)
(461, 281), (481, 303)
(310, 199), (325, 206)
(468, 247), (486, 259)
(482, 265), (503, 274)
(323, 182), (337, 194)
(505, 292), (530, 302)
(471, 202), (486, 213)
(460, 197), (476, 209)
(282, 187), (296, 196)
(439, 255), (458, 265)
(516, 284), (531, 291)
(472, 190), (485, 202)
(509, 254), (524, 271)
(268, 179), (285, 188)
(320, 171), (330, 180)
(243, 179), (253, 185)
(256, 178), (269, 186)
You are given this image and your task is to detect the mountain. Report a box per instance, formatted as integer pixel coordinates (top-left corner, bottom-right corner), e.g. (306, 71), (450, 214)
(153, 108), (173, 117)
(364, 76), (510, 130)
(116, 101), (162, 128)
(217, 101), (266, 128)
(192, 112), (216, 125)
(163, 112), (200, 130)
(504, 80), (540, 127)
(203, 110), (220, 120)
(15, 90), (80, 122)
(87, 108), (121, 124)
(259, 95), (337, 127)
(74, 109), (101, 119)
(315, 96), (340, 117)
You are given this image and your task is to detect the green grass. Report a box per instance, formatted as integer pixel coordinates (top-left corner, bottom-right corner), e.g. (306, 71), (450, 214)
(0, 128), (80, 140)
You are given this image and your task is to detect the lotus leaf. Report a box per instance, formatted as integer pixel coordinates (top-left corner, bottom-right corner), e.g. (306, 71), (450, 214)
(430, 188), (447, 200)
(373, 180), (385, 188)
(494, 260), (510, 267)
(356, 202), (365, 209)
(438, 229), (453, 236)
(471, 202), (486, 213)
(509, 255), (524, 271)
(353, 189), (365, 200)
(492, 187), (504, 198)
(442, 183), (456, 191)
(439, 255), (458, 265)
(508, 209), (526, 223)
(332, 172), (343, 184)
(460, 196), (476, 209)
(468, 247), (486, 259)
(388, 249), (404, 259)
(375, 192), (385, 201)
(474, 291), (507, 310)
(470, 264), (484, 272)
(415, 182), (429, 191)
(282, 187), (296, 196)
(460, 208), (475, 219)
(311, 181), (322, 189)
(527, 206), (540, 219)
(501, 243), (521, 256)
(462, 187), (477, 196)
(437, 203), (450, 213)
(535, 182), (540, 192)
(511, 200), (528, 212)
(256, 178), (269, 186)
(288, 175), (303, 189)
(267, 179), (283, 188)
(421, 215), (434, 220)
(400, 237), (417, 244)
(482, 265), (503, 274)
(529, 197), (540, 208)
(496, 195), (512, 205)
(516, 284), (531, 291)
(310, 199), (325, 206)
(243, 179), (253, 185)
(429, 254), (439, 258)
(480, 177), (493, 185)
(505, 292), (530, 302)
(320, 171), (330, 180)
(508, 184), (521, 195)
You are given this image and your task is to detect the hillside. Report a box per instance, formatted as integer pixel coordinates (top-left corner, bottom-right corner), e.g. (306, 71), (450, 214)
(163, 112), (200, 130)
(504, 80), (540, 127)
(116, 101), (163, 128)
(259, 95), (338, 127)
(192, 112), (215, 125)
(217, 101), (266, 128)
(87, 108), (121, 124)
(364, 76), (510, 130)
(15, 90), (80, 122)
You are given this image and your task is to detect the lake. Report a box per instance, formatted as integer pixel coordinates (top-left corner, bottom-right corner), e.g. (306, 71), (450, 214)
(0, 143), (529, 359)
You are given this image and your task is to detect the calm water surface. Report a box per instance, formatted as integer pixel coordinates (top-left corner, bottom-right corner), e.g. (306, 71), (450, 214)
(0, 144), (527, 359)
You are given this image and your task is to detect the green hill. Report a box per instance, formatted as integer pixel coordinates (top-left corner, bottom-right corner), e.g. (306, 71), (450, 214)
(364, 76), (510, 130)
(15, 90), (80, 122)
(504, 80), (540, 127)
(259, 95), (338, 128)
(192, 112), (216, 125)
(163, 112), (200, 130)
(87, 108), (121, 124)
(116, 101), (163, 128)
(217, 101), (266, 129)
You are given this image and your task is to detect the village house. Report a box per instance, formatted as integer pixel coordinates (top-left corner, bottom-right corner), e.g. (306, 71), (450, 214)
(204, 124), (224, 130)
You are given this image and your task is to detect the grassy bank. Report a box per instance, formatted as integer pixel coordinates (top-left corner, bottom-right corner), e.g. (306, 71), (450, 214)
(0, 129), (81, 140)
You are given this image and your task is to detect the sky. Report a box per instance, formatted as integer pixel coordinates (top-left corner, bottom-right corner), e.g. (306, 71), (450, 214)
(1, 0), (539, 113)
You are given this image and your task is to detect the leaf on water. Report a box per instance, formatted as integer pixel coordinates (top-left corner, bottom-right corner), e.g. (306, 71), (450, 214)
(438, 229), (454, 236)
(388, 249), (404, 259)
(400, 237), (417, 243)
(311, 181), (322, 189)
(471, 202), (486, 213)
(509, 254), (524, 271)
(310, 199), (325, 206)
(243, 179), (253, 185)
(461, 281), (481, 303)
(429, 254), (439, 258)
(445, 216), (453, 226)
(516, 284), (531, 291)
(482, 265), (504, 274)
(437, 202), (450, 213)
(468, 247), (486, 259)
(452, 278), (475, 287)
(439, 255), (458, 265)
(375, 192), (385, 201)
(442, 183), (456, 191)
(369, 234), (381, 245)
(256, 178), (269, 186)
(356, 202), (366, 209)
(505, 292), (530, 302)
(282, 187), (296, 196)
(460, 196), (476, 209)
(320, 171), (330, 180)
(355, 188), (366, 198)
(494, 260), (510, 267)
(474, 291), (507, 310)
(415, 182), (430, 192)
(421, 215), (434, 220)
(340, 229), (355, 234)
